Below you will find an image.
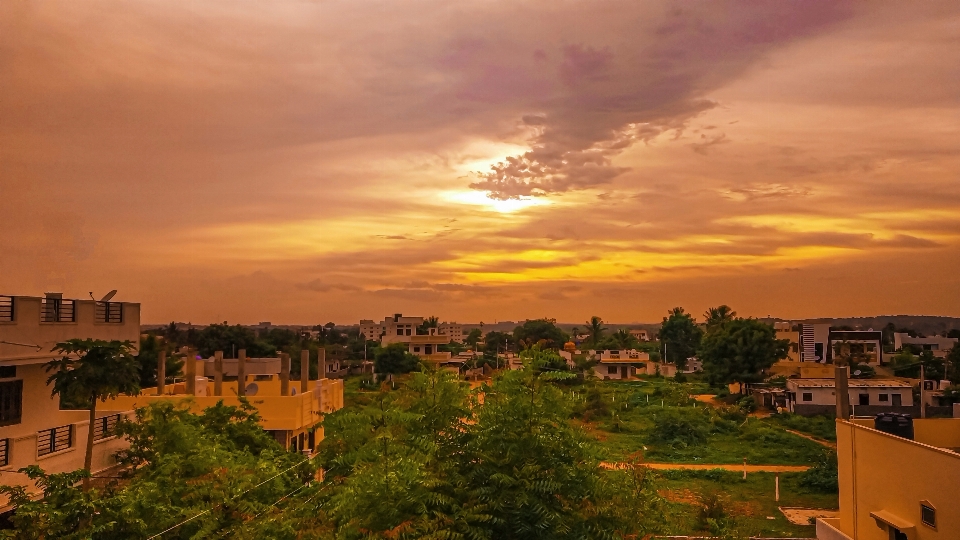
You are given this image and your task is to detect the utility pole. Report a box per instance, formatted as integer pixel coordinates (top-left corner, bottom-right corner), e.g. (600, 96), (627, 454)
(920, 363), (926, 419)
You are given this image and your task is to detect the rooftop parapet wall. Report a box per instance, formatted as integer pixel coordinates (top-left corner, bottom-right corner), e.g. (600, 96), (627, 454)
(0, 295), (141, 363)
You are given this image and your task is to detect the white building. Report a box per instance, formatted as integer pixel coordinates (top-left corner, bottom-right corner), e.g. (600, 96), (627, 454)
(894, 333), (958, 358)
(0, 293), (141, 509)
(590, 350), (650, 381)
(438, 322), (464, 343)
(629, 329), (649, 342)
(786, 378), (914, 416)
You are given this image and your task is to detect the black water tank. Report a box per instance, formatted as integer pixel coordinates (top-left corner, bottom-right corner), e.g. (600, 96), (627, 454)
(874, 413), (914, 440)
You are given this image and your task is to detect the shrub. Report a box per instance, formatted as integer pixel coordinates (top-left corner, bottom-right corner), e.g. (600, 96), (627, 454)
(738, 421), (793, 445)
(770, 413), (837, 441)
(648, 408), (711, 448)
(800, 450), (839, 492)
(737, 395), (756, 413)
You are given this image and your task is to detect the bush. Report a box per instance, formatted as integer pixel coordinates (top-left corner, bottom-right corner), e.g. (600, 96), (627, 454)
(658, 468), (737, 482)
(800, 450), (839, 492)
(738, 421), (794, 445)
(737, 395), (756, 413)
(696, 491), (735, 536)
(648, 408), (711, 448)
(770, 413), (837, 441)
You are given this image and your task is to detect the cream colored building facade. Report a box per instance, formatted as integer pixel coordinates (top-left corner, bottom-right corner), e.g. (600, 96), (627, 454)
(818, 418), (960, 540)
(0, 293), (141, 508)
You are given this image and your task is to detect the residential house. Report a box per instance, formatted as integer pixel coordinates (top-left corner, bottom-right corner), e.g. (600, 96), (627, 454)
(799, 324), (883, 365)
(894, 333), (958, 358)
(628, 329), (649, 342)
(786, 378), (914, 416)
(590, 349), (649, 380)
(775, 322), (801, 362)
(0, 292), (141, 509)
(817, 417), (960, 540)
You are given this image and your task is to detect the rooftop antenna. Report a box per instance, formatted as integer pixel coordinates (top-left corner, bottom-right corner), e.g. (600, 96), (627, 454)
(88, 292), (95, 300)
(100, 290), (117, 302)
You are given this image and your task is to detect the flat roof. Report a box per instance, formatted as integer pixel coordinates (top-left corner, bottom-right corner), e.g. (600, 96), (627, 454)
(791, 378), (912, 388)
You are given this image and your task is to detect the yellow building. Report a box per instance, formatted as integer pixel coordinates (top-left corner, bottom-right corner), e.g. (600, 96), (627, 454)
(775, 322), (802, 362)
(817, 418), (960, 540)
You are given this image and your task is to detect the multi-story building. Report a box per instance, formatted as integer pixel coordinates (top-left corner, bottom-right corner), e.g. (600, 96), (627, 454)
(817, 417), (960, 540)
(629, 329), (649, 342)
(438, 322), (463, 343)
(360, 314), (424, 344)
(775, 322), (801, 362)
(894, 333), (958, 358)
(590, 349), (650, 380)
(105, 350), (343, 453)
(798, 324), (883, 365)
(0, 292), (141, 508)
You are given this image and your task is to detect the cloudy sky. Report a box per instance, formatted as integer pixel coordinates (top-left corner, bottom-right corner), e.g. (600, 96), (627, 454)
(2, 1), (959, 325)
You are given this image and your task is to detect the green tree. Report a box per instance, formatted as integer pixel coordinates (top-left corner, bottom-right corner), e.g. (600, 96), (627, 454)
(465, 328), (483, 348)
(484, 330), (513, 353)
(417, 315), (439, 334)
(45, 339), (141, 490)
(703, 305), (736, 332)
(699, 318), (788, 391)
(659, 307), (703, 370)
(585, 316), (606, 348)
(513, 318), (568, 350)
(947, 343), (960, 384)
(374, 342), (420, 375)
(135, 334), (183, 388)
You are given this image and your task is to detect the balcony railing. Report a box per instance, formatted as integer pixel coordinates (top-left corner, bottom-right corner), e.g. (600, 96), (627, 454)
(0, 296), (12, 322)
(95, 301), (123, 323)
(41, 298), (75, 323)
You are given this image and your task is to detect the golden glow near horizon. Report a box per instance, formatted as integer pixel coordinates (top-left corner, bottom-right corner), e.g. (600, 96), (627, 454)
(2, 1), (960, 323)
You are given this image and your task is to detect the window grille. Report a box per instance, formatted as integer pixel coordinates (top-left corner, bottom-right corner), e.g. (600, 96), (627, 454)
(921, 503), (936, 528)
(0, 380), (23, 427)
(41, 298), (75, 323)
(95, 301), (123, 323)
(0, 296), (12, 322)
(37, 424), (73, 456)
(0, 438), (9, 467)
(93, 414), (121, 440)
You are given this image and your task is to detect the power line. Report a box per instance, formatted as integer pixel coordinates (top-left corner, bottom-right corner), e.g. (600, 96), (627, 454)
(146, 456), (312, 539)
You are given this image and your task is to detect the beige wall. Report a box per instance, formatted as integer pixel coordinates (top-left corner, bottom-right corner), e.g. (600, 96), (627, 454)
(836, 420), (960, 540)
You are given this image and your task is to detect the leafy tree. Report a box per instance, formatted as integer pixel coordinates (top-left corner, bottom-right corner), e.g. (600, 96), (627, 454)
(947, 343), (960, 384)
(610, 328), (638, 350)
(648, 408), (711, 448)
(135, 334), (183, 388)
(800, 450), (839, 493)
(45, 339), (141, 489)
(484, 330), (513, 353)
(585, 316), (606, 348)
(703, 305), (736, 332)
(659, 307), (703, 370)
(699, 318), (788, 390)
(513, 318), (568, 350)
(374, 342), (420, 375)
(465, 328), (483, 348)
(416, 315), (439, 334)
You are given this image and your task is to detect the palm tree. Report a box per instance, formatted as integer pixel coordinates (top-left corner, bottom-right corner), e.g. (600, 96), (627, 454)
(586, 316), (606, 348)
(612, 329), (634, 349)
(703, 305), (737, 332)
(45, 339), (141, 489)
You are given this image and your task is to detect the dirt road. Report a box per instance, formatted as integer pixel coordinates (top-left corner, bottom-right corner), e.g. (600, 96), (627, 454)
(601, 462), (810, 472)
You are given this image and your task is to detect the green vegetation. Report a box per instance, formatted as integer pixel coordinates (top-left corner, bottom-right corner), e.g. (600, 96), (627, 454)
(659, 307), (702, 370)
(372, 342), (420, 376)
(767, 413), (837, 441)
(700, 317), (789, 389)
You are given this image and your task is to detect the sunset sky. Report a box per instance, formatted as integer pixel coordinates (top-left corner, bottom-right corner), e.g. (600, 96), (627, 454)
(2, 1), (959, 325)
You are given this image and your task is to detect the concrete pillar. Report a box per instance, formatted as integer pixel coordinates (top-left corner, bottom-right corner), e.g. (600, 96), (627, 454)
(300, 349), (310, 392)
(214, 350), (223, 396)
(280, 353), (290, 396)
(157, 350), (166, 395)
(318, 348), (326, 380)
(835, 366), (850, 420)
(237, 349), (246, 397)
(185, 349), (196, 396)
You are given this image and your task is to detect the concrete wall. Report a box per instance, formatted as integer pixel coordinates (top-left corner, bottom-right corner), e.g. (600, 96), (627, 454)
(836, 420), (960, 540)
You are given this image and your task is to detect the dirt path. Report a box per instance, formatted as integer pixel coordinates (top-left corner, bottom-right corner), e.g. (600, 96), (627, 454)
(601, 462), (810, 472)
(785, 429), (837, 449)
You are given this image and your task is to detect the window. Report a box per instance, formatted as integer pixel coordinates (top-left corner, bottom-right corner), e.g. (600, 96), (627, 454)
(93, 414), (121, 441)
(95, 301), (123, 323)
(40, 298), (75, 323)
(413, 346), (420, 353)
(0, 380), (23, 427)
(405, 329), (411, 336)
(37, 424), (73, 456)
(0, 438), (9, 467)
(859, 393), (869, 406)
(0, 296), (13, 322)
(607, 366), (618, 375)
(0, 366), (15, 379)
(397, 329), (403, 336)
(802, 392), (813, 402)
(921, 502), (936, 529)
(879, 393), (889, 402)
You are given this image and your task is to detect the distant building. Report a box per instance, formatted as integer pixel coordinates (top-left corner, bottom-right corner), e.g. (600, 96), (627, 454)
(894, 333), (958, 358)
(798, 324), (882, 365)
(786, 378), (913, 416)
(0, 292), (141, 510)
(438, 322), (464, 343)
(817, 417), (960, 540)
(591, 350), (650, 380)
(775, 322), (801, 362)
(629, 329), (649, 342)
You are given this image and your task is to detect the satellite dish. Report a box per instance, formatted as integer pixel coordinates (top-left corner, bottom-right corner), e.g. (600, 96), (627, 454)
(100, 290), (118, 302)
(245, 383), (259, 396)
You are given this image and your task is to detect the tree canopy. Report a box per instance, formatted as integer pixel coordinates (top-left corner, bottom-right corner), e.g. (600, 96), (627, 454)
(513, 319), (568, 350)
(658, 308), (702, 370)
(374, 342), (421, 375)
(699, 317), (788, 389)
